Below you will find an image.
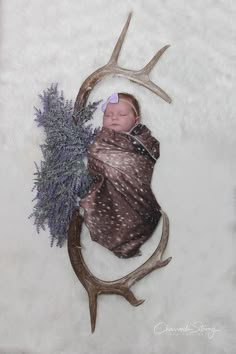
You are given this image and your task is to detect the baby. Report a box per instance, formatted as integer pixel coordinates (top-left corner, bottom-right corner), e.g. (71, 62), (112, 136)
(102, 92), (140, 132)
(79, 92), (162, 258)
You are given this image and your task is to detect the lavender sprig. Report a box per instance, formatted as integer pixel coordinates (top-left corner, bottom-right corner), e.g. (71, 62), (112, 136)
(30, 83), (100, 247)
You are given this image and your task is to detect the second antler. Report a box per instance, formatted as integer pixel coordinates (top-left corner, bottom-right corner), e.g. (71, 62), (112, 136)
(68, 208), (172, 333)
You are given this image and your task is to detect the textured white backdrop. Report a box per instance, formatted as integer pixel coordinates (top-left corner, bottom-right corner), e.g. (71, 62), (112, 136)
(0, 1), (235, 353)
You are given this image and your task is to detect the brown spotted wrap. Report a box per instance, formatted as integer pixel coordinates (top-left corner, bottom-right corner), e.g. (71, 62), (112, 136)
(79, 123), (162, 258)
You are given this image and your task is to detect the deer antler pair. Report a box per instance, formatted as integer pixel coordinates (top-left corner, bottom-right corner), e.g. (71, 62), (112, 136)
(68, 12), (172, 333)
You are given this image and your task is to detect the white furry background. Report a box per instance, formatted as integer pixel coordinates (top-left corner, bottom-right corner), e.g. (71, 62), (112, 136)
(0, 0), (235, 353)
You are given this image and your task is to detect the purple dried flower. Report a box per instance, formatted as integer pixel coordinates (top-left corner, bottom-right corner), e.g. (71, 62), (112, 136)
(30, 83), (100, 247)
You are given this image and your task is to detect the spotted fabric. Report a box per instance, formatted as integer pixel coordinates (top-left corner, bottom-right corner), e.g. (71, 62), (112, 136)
(79, 124), (162, 258)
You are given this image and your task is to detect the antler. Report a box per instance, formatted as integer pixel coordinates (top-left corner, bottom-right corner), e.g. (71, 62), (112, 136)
(74, 12), (171, 114)
(67, 208), (172, 333)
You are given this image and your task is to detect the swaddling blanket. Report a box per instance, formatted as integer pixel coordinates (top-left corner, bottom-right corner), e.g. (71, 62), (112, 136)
(79, 123), (162, 258)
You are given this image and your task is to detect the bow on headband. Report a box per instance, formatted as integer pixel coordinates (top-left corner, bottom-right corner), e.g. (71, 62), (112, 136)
(101, 93), (119, 112)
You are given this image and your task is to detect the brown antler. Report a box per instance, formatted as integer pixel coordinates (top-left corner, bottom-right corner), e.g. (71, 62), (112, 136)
(68, 208), (172, 333)
(74, 12), (171, 113)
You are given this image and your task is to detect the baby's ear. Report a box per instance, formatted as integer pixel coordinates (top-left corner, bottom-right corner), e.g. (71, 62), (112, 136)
(135, 116), (141, 124)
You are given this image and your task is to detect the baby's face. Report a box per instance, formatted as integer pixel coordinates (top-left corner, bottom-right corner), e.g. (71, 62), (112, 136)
(103, 101), (140, 132)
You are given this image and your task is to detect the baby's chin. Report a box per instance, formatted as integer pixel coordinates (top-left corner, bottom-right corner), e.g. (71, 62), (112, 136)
(104, 124), (128, 132)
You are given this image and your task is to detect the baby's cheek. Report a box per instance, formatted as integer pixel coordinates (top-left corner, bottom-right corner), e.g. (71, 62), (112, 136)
(103, 120), (110, 128)
(126, 117), (136, 129)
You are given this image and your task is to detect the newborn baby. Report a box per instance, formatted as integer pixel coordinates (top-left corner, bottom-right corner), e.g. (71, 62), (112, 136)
(79, 92), (162, 258)
(102, 92), (141, 132)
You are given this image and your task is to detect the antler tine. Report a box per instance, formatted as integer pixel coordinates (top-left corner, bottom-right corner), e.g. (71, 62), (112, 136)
(141, 44), (170, 75)
(128, 74), (172, 104)
(139, 44), (172, 103)
(67, 209), (172, 333)
(113, 209), (172, 288)
(108, 12), (132, 65)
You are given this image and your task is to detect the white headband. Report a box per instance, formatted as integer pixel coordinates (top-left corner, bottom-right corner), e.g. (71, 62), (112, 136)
(101, 93), (139, 116)
(119, 98), (138, 116)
